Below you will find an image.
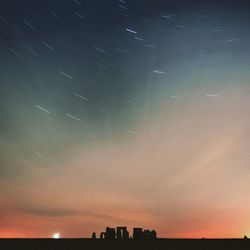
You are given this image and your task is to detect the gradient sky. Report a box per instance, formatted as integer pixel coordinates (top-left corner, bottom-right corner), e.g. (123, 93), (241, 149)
(0, 0), (250, 238)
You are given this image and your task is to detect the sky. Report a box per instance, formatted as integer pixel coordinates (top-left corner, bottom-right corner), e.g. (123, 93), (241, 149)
(0, 0), (250, 238)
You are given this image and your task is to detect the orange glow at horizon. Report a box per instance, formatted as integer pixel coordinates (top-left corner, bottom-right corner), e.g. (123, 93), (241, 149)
(0, 231), (27, 238)
(1, 89), (250, 239)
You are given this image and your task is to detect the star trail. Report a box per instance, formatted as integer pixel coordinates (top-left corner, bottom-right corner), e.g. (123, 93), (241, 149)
(0, 0), (250, 238)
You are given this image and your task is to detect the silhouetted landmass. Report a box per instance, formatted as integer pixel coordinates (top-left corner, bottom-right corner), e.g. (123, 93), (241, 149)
(0, 238), (249, 250)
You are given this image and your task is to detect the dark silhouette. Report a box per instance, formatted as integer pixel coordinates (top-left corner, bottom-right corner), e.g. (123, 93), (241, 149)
(105, 227), (116, 239)
(133, 227), (143, 239)
(93, 226), (156, 240)
(1, 238), (250, 250)
(1, 230), (249, 249)
(1, 226), (249, 249)
(99, 226), (129, 240)
(91, 232), (96, 239)
(133, 227), (157, 239)
(117, 227), (129, 239)
(100, 232), (106, 239)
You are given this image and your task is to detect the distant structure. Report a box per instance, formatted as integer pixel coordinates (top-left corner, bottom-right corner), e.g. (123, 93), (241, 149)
(93, 226), (157, 239)
(133, 228), (157, 239)
(104, 227), (116, 239)
(91, 232), (96, 239)
(117, 227), (129, 240)
(244, 235), (248, 240)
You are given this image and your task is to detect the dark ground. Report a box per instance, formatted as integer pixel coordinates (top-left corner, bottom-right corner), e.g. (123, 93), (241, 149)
(0, 239), (249, 250)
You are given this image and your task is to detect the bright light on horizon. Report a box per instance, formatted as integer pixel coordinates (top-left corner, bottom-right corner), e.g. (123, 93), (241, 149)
(52, 232), (60, 239)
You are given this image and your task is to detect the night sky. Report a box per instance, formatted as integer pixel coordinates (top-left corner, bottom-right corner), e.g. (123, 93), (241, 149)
(0, 0), (250, 238)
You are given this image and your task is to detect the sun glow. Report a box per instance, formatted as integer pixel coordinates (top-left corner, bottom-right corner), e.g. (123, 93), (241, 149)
(52, 233), (60, 239)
